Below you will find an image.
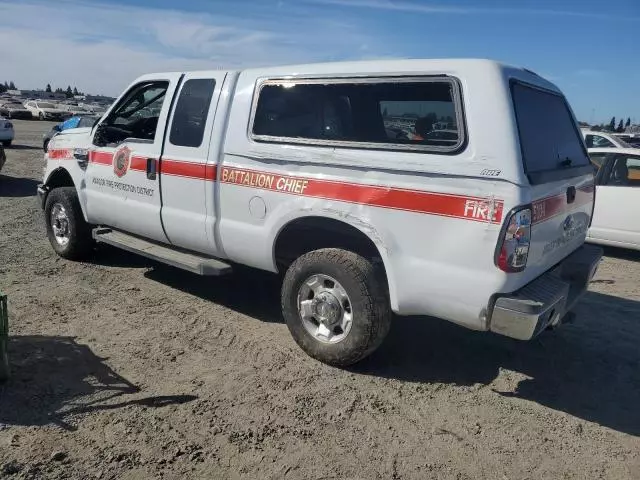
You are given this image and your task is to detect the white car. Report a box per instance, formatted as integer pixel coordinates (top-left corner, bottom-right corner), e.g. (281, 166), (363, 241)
(59, 103), (93, 116)
(24, 101), (70, 121)
(0, 117), (14, 147)
(581, 128), (631, 149)
(587, 147), (640, 251)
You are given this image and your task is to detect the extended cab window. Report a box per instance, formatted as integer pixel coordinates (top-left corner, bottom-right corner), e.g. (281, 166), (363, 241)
(511, 82), (589, 182)
(94, 81), (168, 147)
(169, 79), (216, 148)
(252, 78), (463, 152)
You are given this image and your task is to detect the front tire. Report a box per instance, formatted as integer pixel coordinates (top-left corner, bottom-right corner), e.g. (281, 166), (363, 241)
(44, 187), (93, 260)
(38, 112), (44, 120)
(1, 140), (10, 147)
(281, 248), (392, 367)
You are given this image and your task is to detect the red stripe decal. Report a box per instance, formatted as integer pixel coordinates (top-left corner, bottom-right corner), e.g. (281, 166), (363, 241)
(48, 148), (73, 160)
(88, 152), (217, 181)
(89, 151), (113, 165)
(205, 164), (217, 181)
(220, 167), (504, 223)
(160, 159), (207, 179)
(532, 184), (594, 224)
(129, 156), (147, 172)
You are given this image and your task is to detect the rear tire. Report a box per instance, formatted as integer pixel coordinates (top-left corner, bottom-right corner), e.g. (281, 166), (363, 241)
(43, 139), (49, 152)
(44, 187), (93, 260)
(281, 248), (392, 367)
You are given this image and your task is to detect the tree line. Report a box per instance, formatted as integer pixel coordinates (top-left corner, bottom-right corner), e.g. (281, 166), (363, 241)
(45, 84), (84, 98)
(0, 81), (17, 93)
(0, 81), (84, 98)
(588, 117), (633, 133)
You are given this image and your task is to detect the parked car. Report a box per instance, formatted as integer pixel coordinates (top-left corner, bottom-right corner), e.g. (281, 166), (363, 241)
(38, 59), (602, 366)
(43, 115), (100, 151)
(24, 101), (70, 121)
(587, 147), (640, 251)
(0, 143), (5, 173)
(0, 100), (32, 120)
(581, 128), (630, 149)
(613, 133), (640, 147)
(59, 103), (94, 116)
(0, 117), (14, 147)
(424, 129), (459, 145)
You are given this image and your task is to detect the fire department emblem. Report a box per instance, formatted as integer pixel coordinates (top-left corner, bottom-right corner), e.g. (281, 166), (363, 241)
(113, 146), (131, 178)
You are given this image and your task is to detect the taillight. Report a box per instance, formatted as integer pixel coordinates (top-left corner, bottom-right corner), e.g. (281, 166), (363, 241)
(496, 207), (531, 273)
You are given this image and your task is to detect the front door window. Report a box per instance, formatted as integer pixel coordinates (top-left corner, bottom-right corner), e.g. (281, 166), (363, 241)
(94, 82), (168, 147)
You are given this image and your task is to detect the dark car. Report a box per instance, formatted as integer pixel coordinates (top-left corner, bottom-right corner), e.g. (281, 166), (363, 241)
(0, 101), (32, 120)
(43, 115), (99, 152)
(615, 134), (640, 148)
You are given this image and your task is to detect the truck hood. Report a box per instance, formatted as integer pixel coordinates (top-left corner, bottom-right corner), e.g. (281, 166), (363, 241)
(59, 127), (92, 136)
(48, 127), (93, 152)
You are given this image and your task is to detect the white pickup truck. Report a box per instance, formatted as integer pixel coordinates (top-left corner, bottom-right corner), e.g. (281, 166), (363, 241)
(37, 59), (602, 366)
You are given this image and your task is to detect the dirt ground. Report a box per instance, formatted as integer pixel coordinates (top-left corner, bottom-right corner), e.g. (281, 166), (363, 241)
(0, 120), (639, 480)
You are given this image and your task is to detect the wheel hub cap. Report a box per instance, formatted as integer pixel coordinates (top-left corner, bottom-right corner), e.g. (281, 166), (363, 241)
(313, 292), (342, 326)
(50, 203), (70, 247)
(297, 274), (353, 344)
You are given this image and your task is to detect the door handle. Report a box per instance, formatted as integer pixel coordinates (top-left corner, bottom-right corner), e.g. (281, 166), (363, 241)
(566, 186), (576, 204)
(146, 158), (157, 180)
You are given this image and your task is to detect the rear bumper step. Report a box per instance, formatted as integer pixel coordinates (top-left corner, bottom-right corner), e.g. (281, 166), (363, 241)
(92, 228), (232, 276)
(489, 244), (603, 340)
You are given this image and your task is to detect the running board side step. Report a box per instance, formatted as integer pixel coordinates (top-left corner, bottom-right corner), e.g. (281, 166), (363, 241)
(92, 228), (232, 276)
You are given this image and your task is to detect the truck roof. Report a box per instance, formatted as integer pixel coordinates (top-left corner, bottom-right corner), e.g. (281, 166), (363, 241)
(147, 58), (558, 91)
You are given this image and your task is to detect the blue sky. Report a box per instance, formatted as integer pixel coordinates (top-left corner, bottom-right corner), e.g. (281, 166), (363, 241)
(1, 0), (638, 124)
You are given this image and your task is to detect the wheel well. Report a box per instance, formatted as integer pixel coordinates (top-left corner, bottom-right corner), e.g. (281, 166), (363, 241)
(46, 168), (75, 190)
(274, 216), (384, 272)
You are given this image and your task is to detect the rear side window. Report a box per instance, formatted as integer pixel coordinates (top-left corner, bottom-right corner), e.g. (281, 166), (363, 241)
(170, 79), (216, 148)
(512, 82), (589, 179)
(251, 78), (464, 152)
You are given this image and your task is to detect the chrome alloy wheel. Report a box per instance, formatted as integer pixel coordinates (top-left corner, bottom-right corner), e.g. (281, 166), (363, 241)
(297, 274), (353, 344)
(50, 203), (71, 247)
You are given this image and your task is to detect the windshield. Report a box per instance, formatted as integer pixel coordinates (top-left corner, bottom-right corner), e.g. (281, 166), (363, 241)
(78, 116), (99, 127)
(39, 102), (56, 108)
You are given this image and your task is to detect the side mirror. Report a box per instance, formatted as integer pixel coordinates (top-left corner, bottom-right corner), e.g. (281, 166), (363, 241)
(73, 148), (89, 168)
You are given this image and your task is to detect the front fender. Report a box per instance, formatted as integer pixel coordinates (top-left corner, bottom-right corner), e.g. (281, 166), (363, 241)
(43, 164), (89, 223)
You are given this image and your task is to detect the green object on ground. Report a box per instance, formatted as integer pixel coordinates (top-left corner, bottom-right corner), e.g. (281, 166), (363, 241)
(0, 292), (9, 382)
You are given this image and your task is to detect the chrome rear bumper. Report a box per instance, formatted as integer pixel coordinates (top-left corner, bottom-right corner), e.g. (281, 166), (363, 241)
(489, 244), (603, 340)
